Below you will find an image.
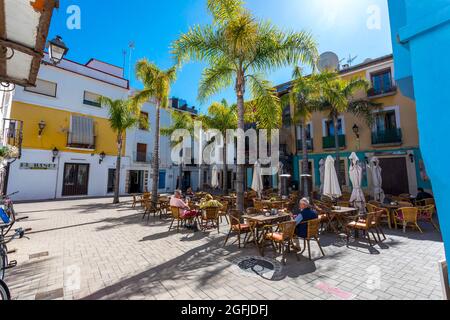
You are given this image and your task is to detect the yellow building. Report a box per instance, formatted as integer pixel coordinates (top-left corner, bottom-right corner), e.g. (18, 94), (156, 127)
(278, 54), (431, 196)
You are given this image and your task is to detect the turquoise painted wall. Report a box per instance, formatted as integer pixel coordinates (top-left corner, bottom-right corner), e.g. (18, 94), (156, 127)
(388, 0), (450, 266)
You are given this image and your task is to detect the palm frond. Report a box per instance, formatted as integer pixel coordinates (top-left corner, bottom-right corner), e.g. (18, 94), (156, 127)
(198, 61), (234, 102)
(207, 0), (245, 25)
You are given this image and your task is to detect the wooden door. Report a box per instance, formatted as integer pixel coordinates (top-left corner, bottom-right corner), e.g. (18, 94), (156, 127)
(379, 157), (409, 195)
(62, 163), (90, 196)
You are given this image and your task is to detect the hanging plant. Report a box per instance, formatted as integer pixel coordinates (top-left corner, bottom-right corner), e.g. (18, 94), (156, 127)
(0, 145), (19, 160)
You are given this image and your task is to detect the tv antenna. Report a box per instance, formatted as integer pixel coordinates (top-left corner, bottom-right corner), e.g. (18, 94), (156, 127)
(127, 41), (135, 81)
(122, 49), (127, 78)
(347, 54), (358, 66)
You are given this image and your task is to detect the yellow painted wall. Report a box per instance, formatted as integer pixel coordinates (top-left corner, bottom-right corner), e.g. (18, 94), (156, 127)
(286, 67), (420, 155)
(11, 101), (123, 156)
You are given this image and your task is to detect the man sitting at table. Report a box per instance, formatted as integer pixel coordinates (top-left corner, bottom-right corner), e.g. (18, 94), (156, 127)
(170, 190), (199, 229)
(293, 198), (318, 239)
(415, 188), (434, 202)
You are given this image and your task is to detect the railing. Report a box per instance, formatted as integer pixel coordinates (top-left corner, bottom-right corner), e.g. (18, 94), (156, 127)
(323, 135), (346, 149)
(67, 132), (96, 150)
(134, 152), (152, 164)
(1, 118), (23, 158)
(296, 139), (314, 151)
(367, 85), (398, 97)
(372, 128), (403, 145)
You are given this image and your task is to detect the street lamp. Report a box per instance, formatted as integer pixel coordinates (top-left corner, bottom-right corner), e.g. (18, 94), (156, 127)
(99, 152), (106, 164)
(47, 36), (69, 65)
(52, 147), (59, 163)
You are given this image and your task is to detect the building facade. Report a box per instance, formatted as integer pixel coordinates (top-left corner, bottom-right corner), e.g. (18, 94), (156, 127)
(278, 54), (432, 197)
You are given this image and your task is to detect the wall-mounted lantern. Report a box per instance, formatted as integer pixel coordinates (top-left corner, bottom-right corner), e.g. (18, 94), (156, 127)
(409, 153), (415, 163)
(38, 120), (46, 136)
(352, 124), (360, 139)
(52, 147), (59, 163)
(99, 151), (106, 164)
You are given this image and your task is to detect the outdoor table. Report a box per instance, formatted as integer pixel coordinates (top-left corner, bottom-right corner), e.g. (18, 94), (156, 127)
(324, 207), (358, 234)
(381, 203), (400, 229)
(242, 212), (292, 255)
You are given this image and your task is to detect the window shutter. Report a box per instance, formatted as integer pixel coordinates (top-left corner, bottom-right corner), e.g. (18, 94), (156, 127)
(70, 115), (94, 147)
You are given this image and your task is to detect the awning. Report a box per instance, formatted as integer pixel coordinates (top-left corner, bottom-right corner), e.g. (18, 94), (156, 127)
(0, 0), (59, 88)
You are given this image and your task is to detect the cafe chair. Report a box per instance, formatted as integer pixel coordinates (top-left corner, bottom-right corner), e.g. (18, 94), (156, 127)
(223, 210), (251, 248)
(297, 219), (325, 260)
(394, 207), (423, 233)
(417, 205), (439, 231)
(169, 206), (190, 233)
(201, 207), (221, 233)
(261, 221), (299, 265)
(346, 212), (378, 247)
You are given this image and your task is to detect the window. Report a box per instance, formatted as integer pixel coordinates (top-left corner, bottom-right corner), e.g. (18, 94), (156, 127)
(68, 115), (95, 149)
(375, 110), (397, 132)
(83, 91), (102, 107)
(159, 170), (166, 189)
(136, 143), (147, 162)
(371, 69), (393, 94)
(107, 169), (116, 193)
(282, 105), (291, 128)
(139, 112), (149, 130)
(24, 79), (57, 97)
(324, 119), (343, 137)
(296, 124), (312, 140)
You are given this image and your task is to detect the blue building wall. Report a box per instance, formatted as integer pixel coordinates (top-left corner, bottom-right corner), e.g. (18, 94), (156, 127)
(388, 0), (450, 266)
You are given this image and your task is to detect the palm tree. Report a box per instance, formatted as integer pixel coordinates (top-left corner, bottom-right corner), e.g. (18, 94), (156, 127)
(172, 0), (318, 210)
(132, 60), (177, 204)
(317, 74), (381, 186)
(161, 110), (195, 191)
(287, 69), (335, 198)
(98, 97), (139, 204)
(199, 99), (237, 195)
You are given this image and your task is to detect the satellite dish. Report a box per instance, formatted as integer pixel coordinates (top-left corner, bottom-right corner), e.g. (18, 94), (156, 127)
(318, 52), (340, 72)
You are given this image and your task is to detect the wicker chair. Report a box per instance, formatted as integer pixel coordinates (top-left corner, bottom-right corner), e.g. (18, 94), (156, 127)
(223, 210), (251, 248)
(169, 206), (189, 232)
(394, 207), (422, 233)
(297, 219), (325, 260)
(142, 200), (160, 222)
(367, 203), (392, 229)
(346, 212), (378, 246)
(417, 205), (439, 231)
(254, 199), (269, 211)
(261, 221), (299, 265)
(371, 209), (387, 242)
(201, 207), (220, 233)
(416, 198), (435, 207)
(218, 201), (229, 224)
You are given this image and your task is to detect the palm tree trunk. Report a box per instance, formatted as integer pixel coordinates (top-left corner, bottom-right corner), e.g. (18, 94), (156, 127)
(151, 103), (161, 204)
(301, 121), (310, 198)
(223, 141), (228, 195)
(114, 133), (122, 204)
(179, 161), (183, 190)
(235, 71), (245, 212)
(333, 114), (342, 187)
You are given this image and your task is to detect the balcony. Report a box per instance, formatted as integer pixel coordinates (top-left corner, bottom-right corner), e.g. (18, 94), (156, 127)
(67, 133), (96, 150)
(372, 128), (403, 145)
(296, 139), (314, 152)
(367, 85), (398, 98)
(323, 135), (346, 149)
(134, 152), (152, 164)
(1, 119), (23, 158)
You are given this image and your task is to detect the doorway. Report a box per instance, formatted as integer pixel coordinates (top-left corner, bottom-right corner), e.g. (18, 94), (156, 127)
(62, 163), (90, 196)
(182, 171), (191, 191)
(129, 170), (145, 194)
(107, 169), (116, 193)
(379, 157), (409, 195)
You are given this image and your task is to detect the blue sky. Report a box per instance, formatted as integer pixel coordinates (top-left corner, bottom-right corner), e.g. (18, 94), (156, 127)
(48, 0), (392, 113)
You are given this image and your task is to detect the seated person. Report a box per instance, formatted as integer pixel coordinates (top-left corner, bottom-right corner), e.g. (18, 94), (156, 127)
(199, 194), (223, 209)
(170, 190), (199, 226)
(185, 187), (195, 197)
(415, 188), (434, 202)
(293, 198), (318, 239)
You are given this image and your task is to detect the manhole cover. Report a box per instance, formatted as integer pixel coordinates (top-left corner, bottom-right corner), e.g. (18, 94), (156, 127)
(232, 256), (283, 280)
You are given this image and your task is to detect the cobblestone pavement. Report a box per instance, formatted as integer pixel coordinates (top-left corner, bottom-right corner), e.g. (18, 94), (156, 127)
(4, 198), (445, 300)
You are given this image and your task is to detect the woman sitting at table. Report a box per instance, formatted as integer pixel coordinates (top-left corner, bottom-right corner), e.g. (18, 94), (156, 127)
(199, 194), (223, 209)
(170, 190), (199, 228)
(293, 198), (318, 239)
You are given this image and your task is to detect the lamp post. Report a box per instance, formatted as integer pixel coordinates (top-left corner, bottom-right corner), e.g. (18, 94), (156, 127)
(46, 36), (69, 65)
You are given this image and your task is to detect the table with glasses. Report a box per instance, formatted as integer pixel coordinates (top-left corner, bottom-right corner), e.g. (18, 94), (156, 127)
(242, 211), (292, 255)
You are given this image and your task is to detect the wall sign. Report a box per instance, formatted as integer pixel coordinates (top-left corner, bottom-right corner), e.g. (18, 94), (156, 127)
(20, 163), (57, 170)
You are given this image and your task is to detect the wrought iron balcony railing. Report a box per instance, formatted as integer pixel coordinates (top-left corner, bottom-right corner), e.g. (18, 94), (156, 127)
(323, 135), (346, 149)
(372, 128), (403, 145)
(296, 139), (314, 152)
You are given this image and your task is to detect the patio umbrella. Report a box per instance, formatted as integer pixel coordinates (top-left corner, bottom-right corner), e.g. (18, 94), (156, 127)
(277, 163), (284, 196)
(370, 157), (385, 203)
(251, 160), (264, 199)
(323, 156), (342, 199)
(319, 159), (325, 194)
(349, 152), (366, 213)
(211, 165), (219, 189)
